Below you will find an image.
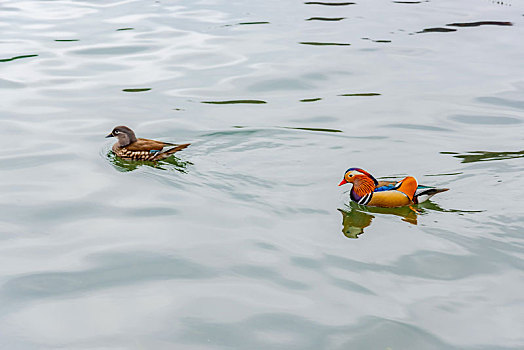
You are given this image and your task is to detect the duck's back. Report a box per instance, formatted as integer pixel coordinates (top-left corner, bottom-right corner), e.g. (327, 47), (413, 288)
(125, 138), (171, 152)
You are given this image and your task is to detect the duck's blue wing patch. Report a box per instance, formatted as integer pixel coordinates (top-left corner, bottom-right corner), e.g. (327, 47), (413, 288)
(375, 183), (435, 193)
(374, 184), (396, 192)
(149, 150), (160, 154)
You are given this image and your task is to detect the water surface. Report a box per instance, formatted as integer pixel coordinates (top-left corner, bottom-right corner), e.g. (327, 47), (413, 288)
(1, 0), (523, 349)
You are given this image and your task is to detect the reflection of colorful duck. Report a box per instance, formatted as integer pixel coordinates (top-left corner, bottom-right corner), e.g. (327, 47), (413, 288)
(339, 203), (420, 238)
(339, 207), (374, 239)
(338, 168), (448, 208)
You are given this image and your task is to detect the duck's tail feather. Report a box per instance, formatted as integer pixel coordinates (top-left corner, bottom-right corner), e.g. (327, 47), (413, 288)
(414, 187), (449, 204)
(153, 143), (190, 160)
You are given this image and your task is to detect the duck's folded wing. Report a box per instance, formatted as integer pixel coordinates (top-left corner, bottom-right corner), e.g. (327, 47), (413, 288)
(140, 138), (178, 146)
(374, 181), (397, 192)
(126, 138), (169, 151)
(152, 143), (191, 160)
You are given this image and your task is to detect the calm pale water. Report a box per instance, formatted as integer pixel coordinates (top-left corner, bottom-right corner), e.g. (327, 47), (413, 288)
(1, 0), (523, 348)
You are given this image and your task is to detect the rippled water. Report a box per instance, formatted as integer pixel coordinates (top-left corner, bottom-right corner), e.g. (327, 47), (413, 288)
(1, 0), (523, 348)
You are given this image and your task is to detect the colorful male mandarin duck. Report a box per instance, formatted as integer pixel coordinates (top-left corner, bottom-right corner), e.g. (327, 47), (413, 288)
(338, 168), (448, 208)
(106, 126), (190, 161)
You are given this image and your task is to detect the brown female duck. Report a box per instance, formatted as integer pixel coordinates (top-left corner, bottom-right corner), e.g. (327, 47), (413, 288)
(106, 126), (190, 161)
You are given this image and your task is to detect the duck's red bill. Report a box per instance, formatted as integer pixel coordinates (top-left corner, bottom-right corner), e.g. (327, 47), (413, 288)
(338, 179), (348, 186)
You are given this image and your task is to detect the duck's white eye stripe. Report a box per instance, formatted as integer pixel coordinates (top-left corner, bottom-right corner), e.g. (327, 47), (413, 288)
(114, 130), (119, 134)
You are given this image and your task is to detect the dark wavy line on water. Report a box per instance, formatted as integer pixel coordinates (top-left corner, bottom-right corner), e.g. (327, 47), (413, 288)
(417, 21), (512, 34)
(362, 37), (385, 42)
(393, 1), (422, 3)
(300, 42), (350, 46)
(223, 22), (270, 27)
(447, 21), (512, 27)
(442, 150), (524, 163)
(122, 88), (151, 92)
(418, 27), (457, 33)
(238, 21), (270, 25)
(54, 39), (79, 42)
(306, 17), (346, 21)
(300, 98), (322, 102)
(116, 27), (134, 31)
(202, 100), (267, 104)
(212, 125), (343, 134)
(0, 54), (38, 63)
(283, 126), (343, 133)
(339, 93), (380, 96)
(304, 1), (356, 5)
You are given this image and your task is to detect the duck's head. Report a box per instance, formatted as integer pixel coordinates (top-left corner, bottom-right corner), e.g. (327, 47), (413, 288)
(106, 126), (137, 147)
(338, 168), (379, 187)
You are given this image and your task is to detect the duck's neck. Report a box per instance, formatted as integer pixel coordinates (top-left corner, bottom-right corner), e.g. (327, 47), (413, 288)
(350, 175), (376, 202)
(117, 133), (137, 147)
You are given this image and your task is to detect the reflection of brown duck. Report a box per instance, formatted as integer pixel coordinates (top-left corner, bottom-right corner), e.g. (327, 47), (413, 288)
(339, 203), (419, 239)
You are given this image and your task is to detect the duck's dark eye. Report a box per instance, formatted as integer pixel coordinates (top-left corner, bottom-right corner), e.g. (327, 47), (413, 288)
(114, 130), (120, 135)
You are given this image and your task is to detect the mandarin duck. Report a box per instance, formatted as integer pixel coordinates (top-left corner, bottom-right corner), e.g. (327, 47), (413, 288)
(338, 168), (448, 208)
(106, 126), (190, 161)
